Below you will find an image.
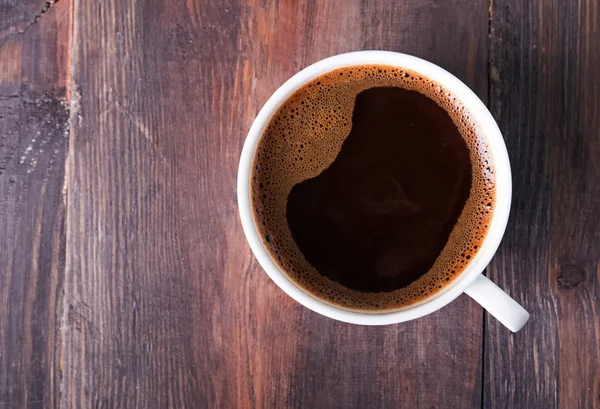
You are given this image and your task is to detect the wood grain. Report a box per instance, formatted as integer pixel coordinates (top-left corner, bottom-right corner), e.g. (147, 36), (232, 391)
(0, 0), (71, 408)
(63, 0), (488, 407)
(4, 0), (597, 407)
(486, 0), (600, 408)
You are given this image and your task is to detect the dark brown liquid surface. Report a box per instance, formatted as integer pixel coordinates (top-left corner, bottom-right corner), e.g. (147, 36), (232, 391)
(250, 65), (495, 310)
(286, 87), (472, 292)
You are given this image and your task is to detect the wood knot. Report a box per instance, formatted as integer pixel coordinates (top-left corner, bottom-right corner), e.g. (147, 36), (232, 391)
(557, 264), (585, 289)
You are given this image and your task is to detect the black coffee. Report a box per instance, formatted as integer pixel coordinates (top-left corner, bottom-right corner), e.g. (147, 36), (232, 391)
(251, 65), (495, 310)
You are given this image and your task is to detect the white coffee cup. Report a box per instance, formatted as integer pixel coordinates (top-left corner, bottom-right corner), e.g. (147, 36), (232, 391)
(237, 51), (529, 332)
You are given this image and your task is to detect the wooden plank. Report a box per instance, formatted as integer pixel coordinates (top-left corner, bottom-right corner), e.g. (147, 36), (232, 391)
(0, 0), (71, 408)
(486, 0), (600, 407)
(64, 0), (488, 407)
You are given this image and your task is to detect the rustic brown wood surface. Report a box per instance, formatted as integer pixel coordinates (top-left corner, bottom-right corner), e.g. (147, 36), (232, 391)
(0, 0), (70, 408)
(485, 1), (600, 408)
(0, 0), (598, 408)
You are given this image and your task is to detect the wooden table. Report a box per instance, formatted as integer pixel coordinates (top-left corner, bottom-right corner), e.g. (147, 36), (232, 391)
(1, 0), (598, 408)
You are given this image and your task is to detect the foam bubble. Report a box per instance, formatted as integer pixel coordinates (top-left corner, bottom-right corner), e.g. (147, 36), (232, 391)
(251, 65), (495, 311)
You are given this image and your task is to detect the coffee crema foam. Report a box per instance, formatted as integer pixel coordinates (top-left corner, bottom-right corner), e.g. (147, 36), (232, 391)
(251, 64), (496, 311)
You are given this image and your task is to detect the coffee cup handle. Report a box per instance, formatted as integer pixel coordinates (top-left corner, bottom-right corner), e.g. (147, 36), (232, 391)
(464, 274), (529, 332)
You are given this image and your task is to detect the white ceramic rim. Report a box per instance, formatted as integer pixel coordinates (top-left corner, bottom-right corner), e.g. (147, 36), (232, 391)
(237, 51), (512, 325)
